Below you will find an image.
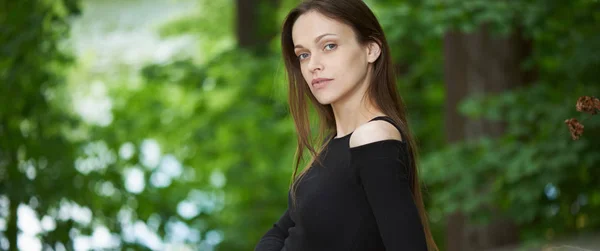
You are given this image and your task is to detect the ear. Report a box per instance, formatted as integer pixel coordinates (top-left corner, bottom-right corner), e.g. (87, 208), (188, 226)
(366, 41), (381, 63)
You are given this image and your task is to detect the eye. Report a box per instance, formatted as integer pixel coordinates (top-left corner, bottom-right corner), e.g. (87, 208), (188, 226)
(298, 53), (309, 61)
(324, 43), (337, 50)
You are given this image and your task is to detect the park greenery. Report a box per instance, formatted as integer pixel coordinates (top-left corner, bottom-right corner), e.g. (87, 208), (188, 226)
(1, 0), (598, 250)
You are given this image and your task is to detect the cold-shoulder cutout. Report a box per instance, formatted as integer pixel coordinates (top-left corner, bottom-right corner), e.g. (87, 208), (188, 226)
(349, 119), (404, 149)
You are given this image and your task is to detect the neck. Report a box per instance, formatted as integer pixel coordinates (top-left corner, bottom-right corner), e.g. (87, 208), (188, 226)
(330, 71), (384, 138)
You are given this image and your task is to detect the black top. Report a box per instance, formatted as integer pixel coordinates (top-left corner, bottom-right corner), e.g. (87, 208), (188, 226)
(255, 116), (427, 251)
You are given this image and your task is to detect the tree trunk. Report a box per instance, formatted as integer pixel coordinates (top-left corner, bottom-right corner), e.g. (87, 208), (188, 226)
(236, 0), (281, 52)
(443, 23), (533, 251)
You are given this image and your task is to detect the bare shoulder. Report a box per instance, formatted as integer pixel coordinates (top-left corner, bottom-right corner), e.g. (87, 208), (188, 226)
(349, 120), (403, 148)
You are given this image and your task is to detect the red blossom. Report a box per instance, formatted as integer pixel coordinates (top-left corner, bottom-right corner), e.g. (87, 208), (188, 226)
(564, 118), (585, 140)
(576, 96), (600, 115)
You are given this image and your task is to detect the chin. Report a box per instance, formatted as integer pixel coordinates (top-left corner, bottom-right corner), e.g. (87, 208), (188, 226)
(313, 93), (338, 106)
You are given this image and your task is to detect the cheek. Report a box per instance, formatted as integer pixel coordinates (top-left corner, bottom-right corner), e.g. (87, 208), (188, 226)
(300, 65), (311, 83)
(347, 50), (367, 70)
(354, 53), (370, 76)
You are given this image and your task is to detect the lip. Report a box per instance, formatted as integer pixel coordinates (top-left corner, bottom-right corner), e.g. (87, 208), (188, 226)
(312, 78), (333, 88)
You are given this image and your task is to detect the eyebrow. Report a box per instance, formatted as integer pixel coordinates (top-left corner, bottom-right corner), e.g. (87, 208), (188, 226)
(294, 33), (337, 49)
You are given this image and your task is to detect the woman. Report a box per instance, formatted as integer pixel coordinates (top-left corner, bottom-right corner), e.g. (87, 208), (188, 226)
(255, 0), (437, 250)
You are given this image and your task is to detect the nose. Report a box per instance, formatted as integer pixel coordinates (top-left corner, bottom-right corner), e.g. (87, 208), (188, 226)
(307, 54), (323, 73)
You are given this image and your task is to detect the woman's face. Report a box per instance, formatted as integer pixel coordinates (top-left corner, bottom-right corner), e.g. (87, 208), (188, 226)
(292, 11), (379, 105)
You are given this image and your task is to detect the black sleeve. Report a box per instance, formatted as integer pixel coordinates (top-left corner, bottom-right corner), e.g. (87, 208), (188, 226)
(350, 140), (427, 251)
(255, 208), (294, 251)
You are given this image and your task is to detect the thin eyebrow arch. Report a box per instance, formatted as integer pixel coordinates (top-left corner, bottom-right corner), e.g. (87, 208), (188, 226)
(294, 33), (337, 49)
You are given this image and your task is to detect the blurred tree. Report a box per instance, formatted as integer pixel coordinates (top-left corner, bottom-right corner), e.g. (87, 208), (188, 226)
(0, 0), (82, 250)
(443, 24), (534, 251)
(2, 0), (217, 249)
(236, 0), (282, 52)
(369, 0), (600, 250)
(154, 0), (302, 249)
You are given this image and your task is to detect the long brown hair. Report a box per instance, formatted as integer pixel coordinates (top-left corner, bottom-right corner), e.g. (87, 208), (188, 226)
(281, 0), (438, 250)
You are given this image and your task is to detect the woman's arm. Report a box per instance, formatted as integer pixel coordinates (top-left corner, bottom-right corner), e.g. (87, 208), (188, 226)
(254, 208), (294, 251)
(350, 140), (427, 251)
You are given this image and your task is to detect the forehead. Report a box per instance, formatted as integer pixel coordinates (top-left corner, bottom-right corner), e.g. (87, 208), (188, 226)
(291, 11), (355, 47)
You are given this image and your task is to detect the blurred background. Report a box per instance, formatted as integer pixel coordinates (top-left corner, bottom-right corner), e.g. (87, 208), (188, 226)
(1, 0), (599, 250)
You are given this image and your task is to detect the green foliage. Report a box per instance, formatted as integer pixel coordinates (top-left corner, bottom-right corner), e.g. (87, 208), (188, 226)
(129, 46), (295, 249)
(2, 0), (599, 250)
(0, 0), (84, 249)
(157, 0), (236, 64)
(423, 84), (600, 234)
(380, 0), (600, 244)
